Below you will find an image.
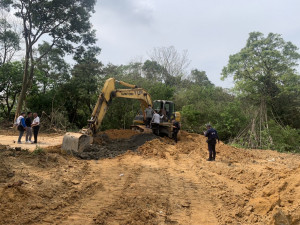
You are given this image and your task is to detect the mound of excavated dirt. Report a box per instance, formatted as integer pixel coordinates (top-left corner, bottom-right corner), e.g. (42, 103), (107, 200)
(98, 129), (139, 140)
(75, 133), (158, 160)
(0, 129), (299, 225)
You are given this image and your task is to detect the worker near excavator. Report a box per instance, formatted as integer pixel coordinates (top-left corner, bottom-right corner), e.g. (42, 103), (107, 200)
(204, 124), (219, 161)
(145, 104), (154, 128)
(172, 119), (180, 143)
(151, 110), (164, 135)
(159, 107), (168, 122)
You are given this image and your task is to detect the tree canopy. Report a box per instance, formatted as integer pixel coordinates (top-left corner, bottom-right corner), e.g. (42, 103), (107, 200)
(2, 0), (98, 120)
(222, 32), (300, 103)
(222, 32), (300, 150)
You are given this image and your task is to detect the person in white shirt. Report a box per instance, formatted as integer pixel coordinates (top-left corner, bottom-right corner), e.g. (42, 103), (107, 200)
(31, 113), (40, 144)
(16, 112), (27, 143)
(151, 111), (163, 135)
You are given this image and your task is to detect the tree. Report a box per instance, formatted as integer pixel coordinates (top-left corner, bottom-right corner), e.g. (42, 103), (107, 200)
(72, 46), (102, 113)
(0, 61), (23, 119)
(142, 60), (166, 82)
(62, 46), (102, 127)
(189, 69), (213, 86)
(2, 0), (97, 121)
(149, 46), (191, 78)
(222, 32), (300, 149)
(222, 32), (300, 102)
(0, 16), (20, 65)
(35, 42), (70, 93)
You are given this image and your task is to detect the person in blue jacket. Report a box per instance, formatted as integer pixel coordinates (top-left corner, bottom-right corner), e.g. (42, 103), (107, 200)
(16, 112), (27, 143)
(204, 124), (219, 161)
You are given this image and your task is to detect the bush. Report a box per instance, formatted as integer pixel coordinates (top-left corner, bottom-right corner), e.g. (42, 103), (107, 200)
(268, 120), (300, 153)
(32, 146), (45, 155)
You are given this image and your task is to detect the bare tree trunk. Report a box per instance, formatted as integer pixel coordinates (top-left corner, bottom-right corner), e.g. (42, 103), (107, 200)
(14, 53), (30, 122)
(14, 35), (35, 122)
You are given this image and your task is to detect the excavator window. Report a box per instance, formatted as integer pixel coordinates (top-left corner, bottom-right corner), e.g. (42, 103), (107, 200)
(153, 101), (162, 112)
(164, 102), (175, 120)
(153, 101), (175, 121)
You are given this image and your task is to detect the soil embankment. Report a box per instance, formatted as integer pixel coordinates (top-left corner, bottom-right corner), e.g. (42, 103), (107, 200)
(0, 129), (299, 225)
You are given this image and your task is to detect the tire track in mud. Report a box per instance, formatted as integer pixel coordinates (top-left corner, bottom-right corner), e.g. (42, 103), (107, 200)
(44, 160), (127, 225)
(163, 148), (220, 225)
(31, 161), (104, 225)
(91, 154), (221, 225)
(50, 159), (158, 225)
(93, 161), (174, 224)
(173, 151), (256, 225)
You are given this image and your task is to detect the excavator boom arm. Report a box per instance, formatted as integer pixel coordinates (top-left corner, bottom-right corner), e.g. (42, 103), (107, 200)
(86, 78), (152, 135)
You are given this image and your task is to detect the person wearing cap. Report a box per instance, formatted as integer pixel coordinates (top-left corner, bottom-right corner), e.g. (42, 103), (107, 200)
(16, 112), (27, 143)
(145, 104), (154, 128)
(204, 124), (219, 161)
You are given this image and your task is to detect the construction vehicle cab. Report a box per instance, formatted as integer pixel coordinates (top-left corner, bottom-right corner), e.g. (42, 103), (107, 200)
(132, 100), (178, 125)
(153, 100), (176, 122)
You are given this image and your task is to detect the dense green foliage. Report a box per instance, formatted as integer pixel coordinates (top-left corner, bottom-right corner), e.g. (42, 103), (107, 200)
(2, 0), (97, 119)
(0, 61), (23, 119)
(222, 32), (300, 152)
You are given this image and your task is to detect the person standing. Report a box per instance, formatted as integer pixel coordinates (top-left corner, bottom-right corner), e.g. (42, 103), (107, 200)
(172, 119), (180, 143)
(31, 113), (40, 144)
(204, 124), (219, 161)
(151, 110), (164, 135)
(159, 108), (167, 121)
(25, 112), (33, 143)
(16, 112), (27, 143)
(145, 104), (154, 128)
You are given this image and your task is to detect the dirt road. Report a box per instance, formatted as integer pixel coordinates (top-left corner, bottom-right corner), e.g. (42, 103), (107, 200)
(0, 135), (63, 151)
(0, 130), (299, 225)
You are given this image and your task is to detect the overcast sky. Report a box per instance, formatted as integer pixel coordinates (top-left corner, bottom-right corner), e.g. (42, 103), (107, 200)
(91, 0), (300, 88)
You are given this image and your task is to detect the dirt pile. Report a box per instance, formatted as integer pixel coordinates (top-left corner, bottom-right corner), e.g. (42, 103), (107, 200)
(75, 131), (158, 160)
(0, 129), (299, 225)
(137, 139), (169, 158)
(98, 129), (139, 140)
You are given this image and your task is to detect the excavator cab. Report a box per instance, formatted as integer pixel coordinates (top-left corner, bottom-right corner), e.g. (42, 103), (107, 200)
(151, 100), (181, 138)
(153, 100), (175, 122)
(132, 100), (179, 126)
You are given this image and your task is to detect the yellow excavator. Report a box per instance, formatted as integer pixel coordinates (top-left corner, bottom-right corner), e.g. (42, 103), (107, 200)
(62, 78), (181, 152)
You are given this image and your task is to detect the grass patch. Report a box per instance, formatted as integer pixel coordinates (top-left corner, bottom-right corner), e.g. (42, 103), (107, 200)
(32, 146), (45, 155)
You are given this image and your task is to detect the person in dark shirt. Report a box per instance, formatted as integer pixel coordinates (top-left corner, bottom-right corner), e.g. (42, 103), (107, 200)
(145, 105), (154, 128)
(172, 119), (180, 143)
(25, 112), (33, 143)
(204, 124), (219, 161)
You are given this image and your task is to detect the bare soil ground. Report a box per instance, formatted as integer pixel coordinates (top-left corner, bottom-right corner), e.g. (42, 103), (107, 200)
(0, 129), (299, 225)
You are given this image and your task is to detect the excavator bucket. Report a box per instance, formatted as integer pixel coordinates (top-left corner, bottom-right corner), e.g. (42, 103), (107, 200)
(62, 132), (93, 153)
